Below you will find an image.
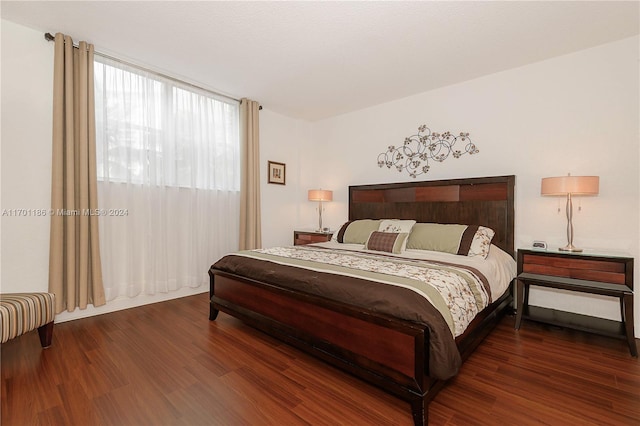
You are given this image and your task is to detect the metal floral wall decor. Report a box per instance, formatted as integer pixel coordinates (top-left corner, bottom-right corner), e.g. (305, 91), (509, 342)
(377, 125), (479, 178)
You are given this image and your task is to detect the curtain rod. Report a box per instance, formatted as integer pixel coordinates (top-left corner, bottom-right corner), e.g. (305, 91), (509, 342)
(44, 32), (261, 109)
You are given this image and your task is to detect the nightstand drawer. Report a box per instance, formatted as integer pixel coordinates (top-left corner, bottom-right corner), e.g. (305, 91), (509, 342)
(521, 253), (627, 284)
(297, 233), (326, 243)
(293, 230), (333, 245)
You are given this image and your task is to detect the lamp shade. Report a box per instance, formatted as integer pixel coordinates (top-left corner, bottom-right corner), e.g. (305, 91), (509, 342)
(541, 176), (599, 196)
(308, 189), (333, 202)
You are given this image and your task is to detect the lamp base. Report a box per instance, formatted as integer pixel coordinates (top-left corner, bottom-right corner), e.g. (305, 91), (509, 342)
(559, 244), (583, 252)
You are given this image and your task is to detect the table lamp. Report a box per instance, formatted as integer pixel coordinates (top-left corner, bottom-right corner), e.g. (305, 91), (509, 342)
(541, 174), (599, 252)
(308, 189), (333, 232)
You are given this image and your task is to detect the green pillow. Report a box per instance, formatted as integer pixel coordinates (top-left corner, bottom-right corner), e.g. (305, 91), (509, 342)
(406, 223), (468, 253)
(336, 219), (381, 244)
(406, 223), (495, 258)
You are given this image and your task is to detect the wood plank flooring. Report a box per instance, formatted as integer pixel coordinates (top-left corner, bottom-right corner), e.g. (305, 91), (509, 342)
(2, 293), (639, 425)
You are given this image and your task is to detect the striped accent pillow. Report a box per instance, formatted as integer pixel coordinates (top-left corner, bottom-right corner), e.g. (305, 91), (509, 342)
(364, 231), (409, 254)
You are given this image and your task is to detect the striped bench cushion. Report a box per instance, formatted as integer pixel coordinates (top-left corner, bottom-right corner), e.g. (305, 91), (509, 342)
(0, 293), (55, 344)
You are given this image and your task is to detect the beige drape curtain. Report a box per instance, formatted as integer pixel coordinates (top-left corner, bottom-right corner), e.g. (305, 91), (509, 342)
(49, 33), (106, 313)
(239, 98), (262, 250)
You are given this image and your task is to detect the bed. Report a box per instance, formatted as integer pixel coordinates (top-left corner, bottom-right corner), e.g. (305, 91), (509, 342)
(209, 175), (516, 425)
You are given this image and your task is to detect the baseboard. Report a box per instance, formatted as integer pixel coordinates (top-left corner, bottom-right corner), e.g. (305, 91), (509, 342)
(54, 286), (208, 323)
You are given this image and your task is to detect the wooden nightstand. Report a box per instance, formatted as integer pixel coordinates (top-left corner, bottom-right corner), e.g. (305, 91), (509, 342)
(515, 248), (636, 356)
(293, 230), (333, 245)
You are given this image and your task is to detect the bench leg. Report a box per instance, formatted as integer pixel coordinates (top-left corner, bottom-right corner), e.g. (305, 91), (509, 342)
(37, 321), (54, 348)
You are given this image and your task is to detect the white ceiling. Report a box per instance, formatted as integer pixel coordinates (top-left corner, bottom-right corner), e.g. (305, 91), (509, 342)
(2, 1), (639, 121)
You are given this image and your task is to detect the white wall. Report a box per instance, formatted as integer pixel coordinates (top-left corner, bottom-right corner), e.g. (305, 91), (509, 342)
(309, 36), (640, 335)
(1, 20), (53, 295)
(259, 108), (313, 247)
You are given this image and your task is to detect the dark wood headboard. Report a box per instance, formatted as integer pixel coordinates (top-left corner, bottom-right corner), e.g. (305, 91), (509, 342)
(349, 175), (515, 257)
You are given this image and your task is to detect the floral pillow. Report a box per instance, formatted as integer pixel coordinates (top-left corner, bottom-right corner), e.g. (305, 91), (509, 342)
(463, 226), (495, 259)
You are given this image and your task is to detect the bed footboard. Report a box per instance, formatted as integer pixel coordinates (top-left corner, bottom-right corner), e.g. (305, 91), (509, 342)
(209, 268), (513, 425)
(209, 269), (434, 425)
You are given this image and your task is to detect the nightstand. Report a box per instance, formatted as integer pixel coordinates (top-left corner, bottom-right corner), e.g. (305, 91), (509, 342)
(293, 230), (333, 246)
(515, 248), (636, 356)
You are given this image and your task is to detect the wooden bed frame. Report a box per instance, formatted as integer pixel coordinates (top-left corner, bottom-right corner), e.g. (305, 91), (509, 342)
(209, 175), (515, 425)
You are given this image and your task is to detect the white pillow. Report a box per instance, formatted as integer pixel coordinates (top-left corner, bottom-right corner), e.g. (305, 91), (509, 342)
(378, 219), (416, 234)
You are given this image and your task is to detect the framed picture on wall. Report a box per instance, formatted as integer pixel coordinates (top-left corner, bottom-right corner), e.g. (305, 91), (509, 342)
(268, 161), (286, 185)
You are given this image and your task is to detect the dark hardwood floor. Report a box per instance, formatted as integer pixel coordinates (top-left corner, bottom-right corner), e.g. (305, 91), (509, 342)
(2, 293), (639, 425)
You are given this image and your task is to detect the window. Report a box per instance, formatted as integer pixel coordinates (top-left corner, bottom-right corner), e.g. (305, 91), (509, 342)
(94, 56), (240, 299)
(94, 57), (240, 190)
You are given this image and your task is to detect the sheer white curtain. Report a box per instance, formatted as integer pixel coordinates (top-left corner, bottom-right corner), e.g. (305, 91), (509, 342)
(94, 56), (240, 300)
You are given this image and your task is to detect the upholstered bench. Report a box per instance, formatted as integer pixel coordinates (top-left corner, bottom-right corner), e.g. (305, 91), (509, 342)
(0, 293), (55, 348)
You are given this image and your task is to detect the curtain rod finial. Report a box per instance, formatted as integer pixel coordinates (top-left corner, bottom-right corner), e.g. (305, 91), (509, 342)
(44, 32), (55, 42)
